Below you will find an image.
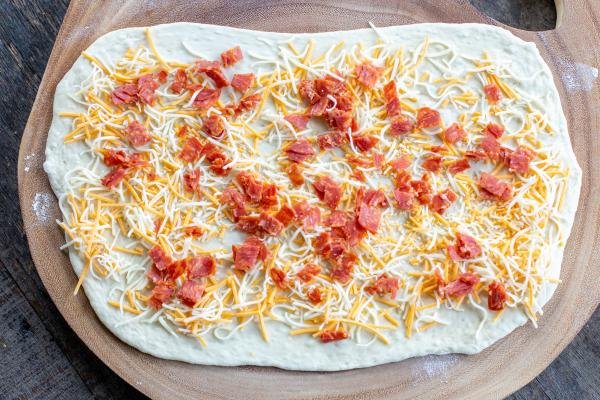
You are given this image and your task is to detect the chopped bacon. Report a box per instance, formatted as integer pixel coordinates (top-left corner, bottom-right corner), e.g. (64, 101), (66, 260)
(416, 107), (442, 129)
(170, 69), (188, 94)
(177, 125), (189, 138)
(395, 170), (412, 191)
(351, 170), (366, 182)
(365, 274), (399, 298)
(330, 251), (357, 283)
(236, 213), (283, 236)
(232, 236), (267, 271)
(358, 188), (388, 208)
(193, 88), (221, 109)
(325, 210), (349, 227)
(179, 137), (204, 163)
(357, 203), (381, 233)
(269, 267), (288, 289)
(221, 188), (247, 221)
(293, 201), (321, 230)
(430, 189), (457, 214)
(488, 281), (508, 311)
(390, 115), (414, 136)
(236, 93), (262, 114)
(320, 329), (348, 343)
(110, 83), (138, 106)
(410, 174), (433, 205)
(286, 163), (305, 186)
(442, 273), (480, 297)
(478, 172), (512, 201)
(183, 226), (203, 237)
(393, 189), (415, 210)
(101, 167), (127, 188)
(327, 109), (353, 131)
(430, 145), (446, 153)
(465, 149), (487, 161)
(448, 158), (470, 174)
(298, 80), (320, 104)
(147, 265), (165, 284)
(447, 233), (482, 260)
(125, 120), (151, 147)
(202, 114), (226, 140)
(148, 245), (173, 271)
(484, 122), (505, 138)
(103, 150), (129, 167)
(182, 168), (201, 194)
(307, 287), (323, 304)
(156, 70), (168, 83)
(284, 114), (310, 130)
(258, 213), (284, 235)
(274, 205), (296, 227)
(355, 62), (382, 88)
(353, 135), (379, 152)
(259, 183), (278, 208)
(177, 280), (205, 307)
(389, 155), (412, 172)
(422, 155), (442, 172)
(167, 259), (188, 280)
(286, 139), (315, 163)
(308, 96), (329, 117)
(313, 176), (342, 209)
(148, 282), (175, 309)
(442, 123), (466, 144)
(317, 130), (347, 150)
(200, 142), (231, 176)
(195, 59), (229, 87)
(373, 152), (384, 170)
(480, 134), (503, 161)
(137, 74), (160, 105)
(297, 263), (321, 283)
(221, 46), (243, 67)
(315, 76), (343, 96)
(231, 72), (255, 93)
(484, 83), (502, 104)
(236, 171), (263, 203)
(383, 81), (401, 117)
(507, 146), (534, 174)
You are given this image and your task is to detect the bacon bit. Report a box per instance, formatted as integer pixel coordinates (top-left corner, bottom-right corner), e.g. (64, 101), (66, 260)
(111, 83), (138, 106)
(351, 170), (366, 182)
(195, 59), (229, 88)
(298, 80), (320, 104)
(347, 155), (372, 168)
(313, 176), (342, 209)
(389, 155), (412, 172)
(221, 187), (247, 222)
(176, 125), (189, 138)
(232, 236), (267, 271)
(357, 203), (381, 233)
(221, 46), (243, 67)
(229, 73), (254, 93)
(193, 88), (221, 109)
(274, 205), (296, 227)
(167, 259), (188, 280)
(101, 167), (127, 188)
(393, 189), (415, 211)
(484, 83), (502, 104)
(365, 274), (399, 298)
(507, 146), (534, 174)
(148, 282), (175, 309)
(156, 70), (168, 83)
(269, 267), (288, 289)
(353, 135), (379, 152)
(317, 130), (347, 150)
(315, 77), (342, 96)
(258, 212), (284, 235)
(327, 109), (353, 131)
(479, 172), (512, 201)
(293, 201), (321, 230)
(179, 137), (204, 163)
(325, 210), (349, 227)
(484, 122), (505, 138)
(307, 287), (323, 304)
(330, 252), (357, 283)
(236, 93), (262, 114)
(320, 328), (349, 343)
(236, 171), (263, 202)
(383, 81), (401, 117)
(448, 158), (470, 174)
(430, 189), (457, 214)
(442, 273), (480, 297)
(286, 139), (315, 163)
(124, 120), (151, 147)
(177, 280), (205, 307)
(480, 134), (503, 161)
(202, 114), (226, 140)
(395, 170), (412, 190)
(183, 226), (203, 237)
(465, 149), (487, 161)
(422, 155), (442, 173)
(434, 269), (446, 297)
(137, 74), (160, 105)
(390, 115), (415, 136)
(103, 149), (129, 167)
(201, 142), (231, 176)
(182, 168), (201, 194)
(237, 213), (283, 236)
(338, 217), (367, 247)
(488, 281), (508, 311)
(286, 163), (305, 186)
(442, 123), (466, 144)
(284, 114), (310, 130)
(416, 107), (442, 129)
(188, 255), (216, 278)
(170, 69), (188, 94)
(355, 62), (383, 88)
(448, 233), (482, 260)
(147, 265), (165, 284)
(411, 174), (433, 205)
(373, 152), (385, 170)
(358, 188), (388, 208)
(260, 183), (278, 208)
(297, 263), (321, 283)
(308, 96), (329, 117)
(430, 145), (446, 153)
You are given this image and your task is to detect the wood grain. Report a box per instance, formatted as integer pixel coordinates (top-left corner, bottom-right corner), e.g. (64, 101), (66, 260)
(14, 0), (600, 399)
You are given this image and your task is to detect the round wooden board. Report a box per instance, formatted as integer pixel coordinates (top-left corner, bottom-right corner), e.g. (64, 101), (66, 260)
(17, 1), (600, 399)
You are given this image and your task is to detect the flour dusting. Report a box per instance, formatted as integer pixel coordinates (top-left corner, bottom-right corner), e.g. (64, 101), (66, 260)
(412, 354), (459, 383)
(560, 62), (598, 92)
(24, 152), (37, 172)
(32, 192), (52, 224)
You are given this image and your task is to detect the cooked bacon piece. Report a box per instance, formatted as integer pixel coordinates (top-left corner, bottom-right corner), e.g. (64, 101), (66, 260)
(324, 210), (349, 227)
(182, 168), (201, 194)
(430, 145), (446, 153)
(156, 70), (168, 83)
(221, 187), (247, 221)
(148, 245), (173, 272)
(365, 274), (399, 298)
(422, 155), (442, 173)
(390, 115), (414, 136)
(284, 113), (310, 130)
(183, 226), (203, 237)
(389, 155), (412, 172)
(297, 263), (321, 283)
(125, 120), (151, 147)
(177, 280), (205, 307)
(298, 79), (320, 104)
(327, 109), (353, 131)
(170, 69), (188, 94)
(479, 172), (512, 201)
(195, 59), (229, 87)
(507, 146), (534, 174)
(221, 46), (243, 67)
(448, 158), (470, 174)
(293, 200), (321, 230)
(147, 265), (166, 284)
(357, 203), (381, 233)
(313, 176), (342, 209)
(320, 329), (349, 343)
(236, 171), (263, 203)
(269, 267), (288, 289)
(480, 134), (503, 161)
(259, 183), (278, 208)
(167, 258), (189, 280)
(195, 59), (220, 72)
(235, 216), (260, 235)
(307, 287), (323, 304)
(373, 152), (384, 170)
(338, 217), (367, 247)
(286, 139), (315, 163)
(200, 142), (231, 176)
(358, 188), (388, 208)
(484, 122), (505, 138)
(111, 83), (138, 106)
(484, 83), (502, 104)
(355, 62), (382, 88)
(393, 189), (415, 211)
(330, 252), (357, 282)
(443, 273), (480, 297)
(353, 135), (379, 152)
(315, 76), (344, 96)
(236, 93), (262, 114)
(442, 123), (466, 144)
(236, 213), (283, 236)
(179, 137), (204, 163)
(383, 81), (401, 117)
(317, 130), (347, 150)
(395, 170), (412, 191)
(137, 74), (160, 105)
(148, 282), (175, 309)
(313, 232), (332, 255)
(417, 107), (442, 129)
(286, 163), (305, 186)
(448, 233), (482, 260)
(465, 149), (487, 161)
(308, 96), (329, 117)
(410, 174), (433, 205)
(232, 236), (267, 271)
(103, 150), (129, 167)
(202, 114), (226, 140)
(430, 189), (457, 214)
(231, 72), (254, 93)
(101, 167), (127, 188)
(177, 125), (189, 138)
(274, 205), (296, 227)
(193, 88), (221, 109)
(258, 212), (284, 235)
(488, 281), (508, 311)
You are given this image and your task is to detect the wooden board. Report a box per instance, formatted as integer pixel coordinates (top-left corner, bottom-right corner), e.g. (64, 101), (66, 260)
(16, 1), (600, 399)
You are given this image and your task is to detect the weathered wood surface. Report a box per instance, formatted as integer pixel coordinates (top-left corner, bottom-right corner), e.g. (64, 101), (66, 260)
(3, 0), (599, 399)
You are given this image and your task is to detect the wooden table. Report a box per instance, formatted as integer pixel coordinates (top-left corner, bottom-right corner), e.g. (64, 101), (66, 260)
(1, 0), (598, 398)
